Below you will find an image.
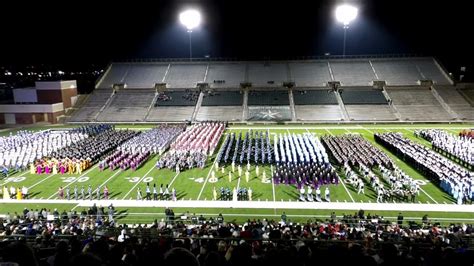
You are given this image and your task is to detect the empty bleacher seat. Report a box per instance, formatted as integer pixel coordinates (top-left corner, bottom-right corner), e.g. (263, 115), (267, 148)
(293, 90), (337, 105)
(165, 64), (207, 88)
(247, 90), (289, 106)
(330, 60), (375, 86)
(201, 91), (243, 106)
(247, 63), (288, 87)
(206, 63), (245, 88)
(289, 62), (331, 87)
(340, 88), (387, 104)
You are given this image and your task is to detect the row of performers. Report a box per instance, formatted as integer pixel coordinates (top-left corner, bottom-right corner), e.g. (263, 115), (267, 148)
(272, 162), (339, 187)
(98, 152), (150, 171)
(30, 159), (91, 175)
(2, 185), (28, 200)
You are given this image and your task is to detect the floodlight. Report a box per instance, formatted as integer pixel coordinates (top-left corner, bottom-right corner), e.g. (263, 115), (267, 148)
(179, 9), (201, 31)
(335, 4), (358, 26)
(335, 4), (358, 57)
(179, 9), (202, 61)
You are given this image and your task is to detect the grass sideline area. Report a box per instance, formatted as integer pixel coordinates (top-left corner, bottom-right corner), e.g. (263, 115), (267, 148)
(1, 123), (473, 225)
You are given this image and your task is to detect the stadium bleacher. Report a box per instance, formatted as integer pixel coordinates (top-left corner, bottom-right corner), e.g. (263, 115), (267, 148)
(154, 91), (199, 106)
(201, 91), (243, 106)
(196, 106), (243, 121)
(69, 90), (113, 122)
(433, 85), (474, 120)
(165, 64), (207, 88)
(68, 57), (474, 123)
(293, 89), (338, 105)
(247, 90), (289, 105)
(97, 63), (129, 89)
(147, 106), (195, 122)
(346, 105), (397, 121)
(122, 64), (168, 88)
(295, 105), (344, 121)
(206, 63), (246, 88)
(340, 87), (387, 104)
(386, 86), (452, 121)
(247, 62), (288, 87)
(289, 62), (331, 87)
(330, 60), (376, 86)
(96, 90), (155, 122)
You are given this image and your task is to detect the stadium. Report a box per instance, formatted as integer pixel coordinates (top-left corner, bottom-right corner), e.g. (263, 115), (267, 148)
(0, 1), (474, 265)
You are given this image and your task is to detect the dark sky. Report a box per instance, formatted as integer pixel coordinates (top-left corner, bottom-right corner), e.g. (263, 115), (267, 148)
(0, 0), (473, 73)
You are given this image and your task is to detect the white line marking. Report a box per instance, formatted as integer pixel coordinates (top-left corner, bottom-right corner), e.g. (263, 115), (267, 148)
(324, 129), (334, 136)
(418, 187), (439, 204)
(168, 172), (181, 187)
(122, 164), (156, 200)
(271, 174), (276, 202)
(339, 175), (355, 203)
(197, 156), (219, 200)
(28, 172), (58, 189)
(92, 170), (122, 194)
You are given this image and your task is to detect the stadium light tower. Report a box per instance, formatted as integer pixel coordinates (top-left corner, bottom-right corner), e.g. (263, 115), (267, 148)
(179, 9), (201, 61)
(335, 4), (358, 57)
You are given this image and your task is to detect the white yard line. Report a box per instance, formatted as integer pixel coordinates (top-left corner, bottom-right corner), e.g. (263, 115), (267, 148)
(47, 164), (99, 199)
(168, 172), (181, 187)
(92, 170), (122, 194)
(324, 128), (334, 136)
(359, 125), (374, 134)
(418, 187), (439, 204)
(236, 174), (241, 191)
(338, 176), (355, 203)
(28, 172), (58, 189)
(122, 164), (156, 200)
(271, 175), (276, 202)
(197, 156), (219, 200)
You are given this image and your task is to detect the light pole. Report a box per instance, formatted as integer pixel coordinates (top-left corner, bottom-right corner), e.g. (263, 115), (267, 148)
(179, 9), (201, 61)
(335, 4), (358, 57)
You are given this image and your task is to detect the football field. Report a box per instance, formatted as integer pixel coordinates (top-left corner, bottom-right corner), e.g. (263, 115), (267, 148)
(1, 123), (473, 225)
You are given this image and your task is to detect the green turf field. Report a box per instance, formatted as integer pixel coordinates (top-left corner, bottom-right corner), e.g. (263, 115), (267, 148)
(1, 123), (473, 224)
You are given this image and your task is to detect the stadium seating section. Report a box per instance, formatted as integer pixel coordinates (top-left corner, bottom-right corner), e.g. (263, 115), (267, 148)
(247, 90), (289, 106)
(340, 88), (387, 104)
(68, 57), (474, 122)
(293, 90), (338, 105)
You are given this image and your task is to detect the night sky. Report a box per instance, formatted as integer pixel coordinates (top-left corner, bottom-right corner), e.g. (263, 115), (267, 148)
(0, 0), (473, 76)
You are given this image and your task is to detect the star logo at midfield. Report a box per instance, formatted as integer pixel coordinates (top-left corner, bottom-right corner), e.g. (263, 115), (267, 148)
(260, 110), (281, 119)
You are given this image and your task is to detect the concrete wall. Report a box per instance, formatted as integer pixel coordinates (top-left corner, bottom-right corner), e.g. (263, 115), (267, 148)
(37, 90), (63, 104)
(61, 88), (78, 108)
(0, 103), (64, 113)
(35, 80), (77, 90)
